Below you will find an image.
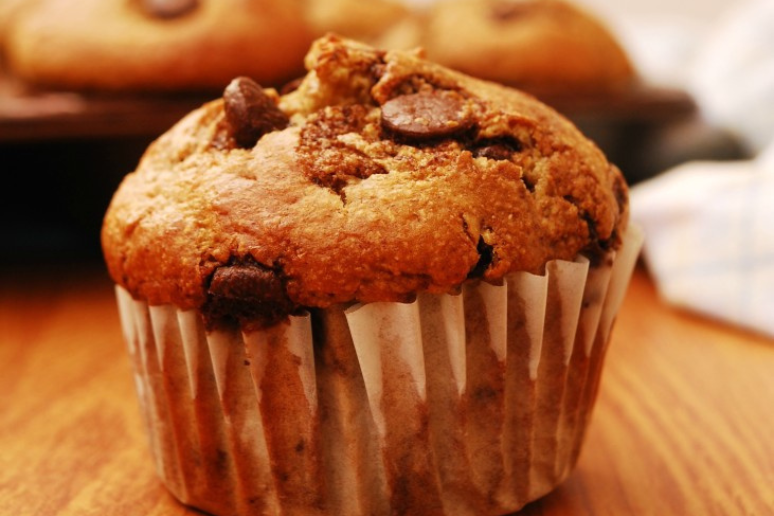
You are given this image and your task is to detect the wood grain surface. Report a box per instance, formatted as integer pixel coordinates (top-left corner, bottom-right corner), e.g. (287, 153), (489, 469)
(1, 265), (773, 516)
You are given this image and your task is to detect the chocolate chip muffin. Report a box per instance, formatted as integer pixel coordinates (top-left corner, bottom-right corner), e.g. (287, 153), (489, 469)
(103, 35), (643, 516)
(379, 0), (636, 98)
(3, 0), (312, 91)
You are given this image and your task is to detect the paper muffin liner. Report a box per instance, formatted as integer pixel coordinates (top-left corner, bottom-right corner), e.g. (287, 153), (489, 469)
(115, 225), (643, 516)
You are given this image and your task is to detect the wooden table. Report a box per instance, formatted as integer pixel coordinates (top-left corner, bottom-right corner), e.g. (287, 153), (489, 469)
(1, 264), (773, 515)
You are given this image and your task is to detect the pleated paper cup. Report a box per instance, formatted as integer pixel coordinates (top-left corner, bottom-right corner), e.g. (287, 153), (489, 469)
(115, 225), (643, 516)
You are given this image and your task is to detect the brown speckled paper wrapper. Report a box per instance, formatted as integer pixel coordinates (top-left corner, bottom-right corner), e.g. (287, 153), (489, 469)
(115, 226), (643, 516)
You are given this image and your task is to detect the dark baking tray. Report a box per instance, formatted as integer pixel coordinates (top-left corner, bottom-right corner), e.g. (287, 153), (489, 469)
(0, 75), (213, 142)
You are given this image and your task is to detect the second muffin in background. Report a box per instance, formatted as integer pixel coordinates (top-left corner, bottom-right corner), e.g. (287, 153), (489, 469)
(3, 0), (313, 92)
(378, 0), (636, 98)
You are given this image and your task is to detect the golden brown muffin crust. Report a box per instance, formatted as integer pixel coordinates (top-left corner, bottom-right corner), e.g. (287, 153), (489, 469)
(102, 36), (629, 329)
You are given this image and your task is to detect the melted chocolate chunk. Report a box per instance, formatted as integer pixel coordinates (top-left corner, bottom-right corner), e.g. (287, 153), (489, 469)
(141, 0), (199, 18)
(380, 90), (474, 142)
(203, 261), (294, 329)
(467, 236), (494, 278)
(475, 145), (512, 161)
(223, 77), (289, 148)
(521, 174), (536, 193)
(471, 136), (522, 161)
(577, 208), (615, 266)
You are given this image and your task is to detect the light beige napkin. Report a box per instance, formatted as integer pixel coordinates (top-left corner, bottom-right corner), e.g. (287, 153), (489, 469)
(630, 142), (774, 337)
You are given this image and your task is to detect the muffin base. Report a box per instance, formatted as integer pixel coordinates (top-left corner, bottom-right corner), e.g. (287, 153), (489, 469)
(115, 226), (643, 516)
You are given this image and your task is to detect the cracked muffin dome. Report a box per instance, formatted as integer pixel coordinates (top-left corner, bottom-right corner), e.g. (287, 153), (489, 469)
(101, 35), (629, 330)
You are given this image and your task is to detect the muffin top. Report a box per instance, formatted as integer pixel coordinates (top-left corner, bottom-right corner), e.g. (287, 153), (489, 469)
(102, 35), (629, 329)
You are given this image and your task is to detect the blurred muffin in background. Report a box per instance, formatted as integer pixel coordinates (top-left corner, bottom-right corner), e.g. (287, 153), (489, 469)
(0, 0), (40, 62)
(2, 0), (314, 92)
(378, 0), (637, 99)
(304, 0), (410, 44)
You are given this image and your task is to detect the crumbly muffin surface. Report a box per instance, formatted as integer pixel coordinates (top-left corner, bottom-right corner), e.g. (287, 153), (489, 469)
(102, 36), (629, 329)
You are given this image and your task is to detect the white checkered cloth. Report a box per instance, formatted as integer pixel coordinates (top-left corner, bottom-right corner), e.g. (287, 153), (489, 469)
(630, 141), (774, 338)
(690, 0), (774, 155)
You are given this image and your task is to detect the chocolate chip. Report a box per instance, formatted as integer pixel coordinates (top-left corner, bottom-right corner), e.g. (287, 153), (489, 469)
(580, 216), (609, 267)
(380, 90), (474, 142)
(223, 77), (289, 148)
(467, 236), (494, 278)
(475, 145), (512, 161)
(203, 261), (294, 329)
(521, 175), (536, 193)
(141, 0), (199, 18)
(471, 136), (522, 161)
